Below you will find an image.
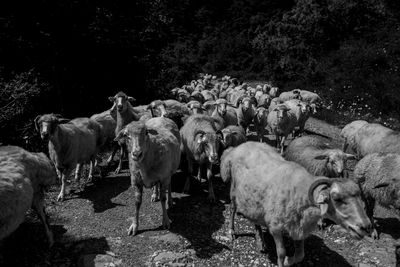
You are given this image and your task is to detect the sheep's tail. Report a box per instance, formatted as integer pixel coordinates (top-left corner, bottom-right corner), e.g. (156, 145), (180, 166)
(220, 147), (234, 183)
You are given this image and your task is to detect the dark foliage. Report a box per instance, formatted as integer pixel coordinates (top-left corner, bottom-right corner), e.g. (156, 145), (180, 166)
(0, 0), (400, 147)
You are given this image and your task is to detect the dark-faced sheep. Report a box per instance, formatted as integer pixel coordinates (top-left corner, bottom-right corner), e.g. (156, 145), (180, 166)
(220, 125), (246, 149)
(285, 135), (356, 177)
(211, 99), (238, 130)
(186, 100), (204, 115)
(353, 153), (400, 239)
(114, 117), (180, 236)
(267, 104), (297, 154)
(220, 141), (371, 267)
(35, 114), (103, 201)
(108, 91), (140, 174)
(180, 114), (222, 202)
(0, 146), (58, 246)
(253, 107), (269, 142)
(236, 97), (256, 133)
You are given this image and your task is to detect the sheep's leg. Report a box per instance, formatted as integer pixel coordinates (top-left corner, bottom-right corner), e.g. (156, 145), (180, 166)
(255, 224), (266, 252)
(206, 163), (215, 203)
(88, 159), (94, 181)
(284, 240), (305, 266)
(57, 173), (67, 202)
(107, 144), (119, 165)
(183, 158), (193, 194)
(160, 181), (171, 230)
(151, 184), (160, 202)
(280, 136), (286, 155)
(115, 145), (125, 174)
(271, 231), (286, 267)
(365, 197), (379, 239)
(128, 183), (143, 236)
(32, 190), (54, 247)
(167, 183), (173, 208)
(342, 140), (349, 153)
(75, 164), (81, 181)
(275, 134), (280, 149)
(228, 197), (236, 241)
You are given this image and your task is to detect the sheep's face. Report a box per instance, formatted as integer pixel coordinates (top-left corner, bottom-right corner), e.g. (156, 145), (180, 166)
(195, 131), (221, 164)
(269, 87), (278, 97)
(273, 105), (289, 121)
(314, 151), (356, 177)
(116, 122), (150, 162)
(240, 98), (251, 111)
(35, 114), (67, 140)
(221, 129), (233, 147)
(177, 93), (189, 103)
(324, 181), (372, 239)
(109, 92), (135, 112)
(187, 102), (203, 115)
(217, 102), (227, 116)
(149, 100), (167, 117)
(256, 107), (268, 120)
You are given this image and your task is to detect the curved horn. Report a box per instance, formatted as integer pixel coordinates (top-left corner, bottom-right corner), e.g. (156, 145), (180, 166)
(308, 178), (333, 204)
(34, 115), (41, 132)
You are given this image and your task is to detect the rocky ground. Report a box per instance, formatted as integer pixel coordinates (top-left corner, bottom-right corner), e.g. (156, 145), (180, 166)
(1, 117), (400, 267)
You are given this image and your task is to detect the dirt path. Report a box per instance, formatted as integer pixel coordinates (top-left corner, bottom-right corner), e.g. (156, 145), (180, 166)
(2, 117), (399, 267)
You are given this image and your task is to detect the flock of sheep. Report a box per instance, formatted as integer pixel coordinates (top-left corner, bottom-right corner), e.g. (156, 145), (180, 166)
(1, 73), (400, 267)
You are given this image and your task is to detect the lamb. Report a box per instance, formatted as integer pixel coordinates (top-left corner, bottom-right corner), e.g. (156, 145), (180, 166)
(267, 104), (297, 154)
(0, 146), (57, 246)
(353, 153), (400, 239)
(284, 135), (356, 177)
(35, 114), (103, 201)
(220, 141), (371, 267)
(108, 91), (140, 174)
(253, 107), (269, 142)
(340, 120), (369, 154)
(114, 117), (180, 236)
(180, 114), (222, 202)
(220, 125), (246, 148)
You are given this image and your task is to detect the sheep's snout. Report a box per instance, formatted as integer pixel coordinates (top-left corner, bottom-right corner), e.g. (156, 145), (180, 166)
(209, 153), (218, 164)
(40, 122), (51, 140)
(116, 97), (125, 111)
(131, 150), (143, 161)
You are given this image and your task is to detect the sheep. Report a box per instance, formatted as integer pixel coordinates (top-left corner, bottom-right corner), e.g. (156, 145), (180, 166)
(220, 141), (371, 267)
(186, 100), (204, 115)
(176, 88), (190, 103)
(284, 135), (356, 177)
(211, 99), (238, 130)
(202, 100), (217, 116)
(146, 99), (190, 129)
(180, 114), (222, 202)
(190, 91), (205, 104)
(108, 91), (140, 174)
(269, 86), (279, 98)
(299, 90), (322, 113)
(283, 99), (310, 137)
(352, 122), (400, 158)
(253, 107), (269, 142)
(35, 114), (103, 201)
(278, 89), (302, 102)
(236, 96), (256, 132)
(268, 97), (283, 113)
(114, 117), (180, 236)
(256, 93), (271, 109)
(340, 120), (369, 154)
(201, 90), (217, 102)
(0, 146), (57, 246)
(353, 153), (400, 239)
(220, 125), (246, 148)
(267, 104), (297, 154)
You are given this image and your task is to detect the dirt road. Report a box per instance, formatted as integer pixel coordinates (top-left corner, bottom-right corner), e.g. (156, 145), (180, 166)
(1, 117), (399, 267)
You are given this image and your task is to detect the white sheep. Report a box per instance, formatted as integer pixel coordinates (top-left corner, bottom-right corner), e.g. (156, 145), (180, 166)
(283, 99), (310, 137)
(278, 89), (302, 102)
(220, 141), (371, 267)
(353, 153), (400, 239)
(267, 104), (297, 154)
(114, 117), (181, 236)
(35, 114), (103, 201)
(340, 120), (368, 155)
(284, 135), (356, 177)
(0, 146), (57, 246)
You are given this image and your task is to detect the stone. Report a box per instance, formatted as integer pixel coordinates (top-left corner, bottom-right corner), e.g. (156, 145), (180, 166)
(78, 254), (122, 267)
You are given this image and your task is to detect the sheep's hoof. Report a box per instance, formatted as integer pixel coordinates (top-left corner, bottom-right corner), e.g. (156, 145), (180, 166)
(127, 224), (138, 236)
(47, 233), (55, 248)
(208, 195), (216, 204)
(256, 240), (267, 253)
(162, 218), (171, 230)
(371, 228), (379, 240)
(151, 194), (160, 202)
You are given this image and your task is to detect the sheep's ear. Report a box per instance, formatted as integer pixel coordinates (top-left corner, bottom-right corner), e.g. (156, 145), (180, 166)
(373, 183), (390, 189)
(345, 153), (356, 160)
(314, 154), (329, 160)
(34, 115), (42, 132)
(128, 96), (136, 103)
(108, 96), (115, 103)
(57, 118), (70, 124)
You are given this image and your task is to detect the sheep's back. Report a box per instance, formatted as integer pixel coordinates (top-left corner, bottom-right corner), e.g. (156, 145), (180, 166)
(0, 154), (34, 240)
